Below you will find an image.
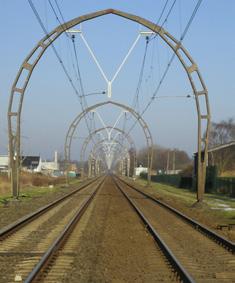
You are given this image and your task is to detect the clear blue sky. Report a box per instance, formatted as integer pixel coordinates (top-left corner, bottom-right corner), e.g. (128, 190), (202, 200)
(0, 1), (234, 160)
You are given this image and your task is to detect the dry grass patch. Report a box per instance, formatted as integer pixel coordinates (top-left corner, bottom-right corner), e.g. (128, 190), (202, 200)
(0, 173), (66, 197)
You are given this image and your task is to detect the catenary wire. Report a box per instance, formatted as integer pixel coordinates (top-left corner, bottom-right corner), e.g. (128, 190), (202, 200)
(28, 0), (98, 158)
(126, 0), (204, 136)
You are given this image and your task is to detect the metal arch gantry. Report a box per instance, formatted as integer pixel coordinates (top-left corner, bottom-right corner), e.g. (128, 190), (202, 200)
(8, 8), (210, 201)
(92, 139), (131, 174)
(64, 101), (153, 184)
(87, 153), (104, 178)
(87, 138), (131, 178)
(88, 152), (130, 178)
(80, 126), (137, 178)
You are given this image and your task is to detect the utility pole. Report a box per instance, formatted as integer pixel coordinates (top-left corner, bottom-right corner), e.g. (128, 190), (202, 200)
(7, 144), (10, 179)
(166, 151), (170, 174)
(173, 150), (176, 174)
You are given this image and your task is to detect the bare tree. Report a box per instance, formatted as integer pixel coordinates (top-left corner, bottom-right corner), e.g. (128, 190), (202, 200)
(208, 118), (235, 174)
(209, 118), (235, 147)
(137, 145), (191, 173)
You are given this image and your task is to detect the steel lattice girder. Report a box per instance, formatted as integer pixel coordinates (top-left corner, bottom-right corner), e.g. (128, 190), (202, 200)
(90, 138), (130, 165)
(88, 138), (130, 177)
(80, 126), (137, 177)
(8, 8), (210, 201)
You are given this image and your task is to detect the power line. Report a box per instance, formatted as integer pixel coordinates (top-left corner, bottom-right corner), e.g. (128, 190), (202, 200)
(149, 0), (178, 41)
(48, 0), (64, 27)
(130, 1), (175, 117)
(49, 0), (101, 132)
(54, 0), (67, 25)
(126, 0), (204, 135)
(126, 0), (178, 125)
(47, 0), (87, 104)
(46, 0), (99, 141)
(156, 0), (171, 25)
(132, 37), (149, 113)
(27, 0), (82, 102)
(28, 0), (99, 150)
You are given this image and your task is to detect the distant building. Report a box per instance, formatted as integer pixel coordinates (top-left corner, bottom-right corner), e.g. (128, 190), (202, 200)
(135, 165), (148, 176)
(0, 151), (60, 176)
(35, 151), (59, 175)
(68, 163), (78, 172)
(0, 155), (9, 172)
(165, 169), (182, 175)
(21, 156), (40, 171)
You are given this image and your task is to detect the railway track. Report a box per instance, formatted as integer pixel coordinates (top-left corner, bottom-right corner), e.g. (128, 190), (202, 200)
(0, 177), (101, 240)
(112, 176), (194, 283)
(0, 175), (234, 282)
(114, 175), (235, 282)
(24, 179), (104, 282)
(115, 176), (235, 252)
(24, 175), (185, 282)
(0, 177), (104, 282)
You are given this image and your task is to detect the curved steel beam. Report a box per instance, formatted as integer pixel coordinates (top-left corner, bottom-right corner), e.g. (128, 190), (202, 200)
(90, 138), (130, 166)
(8, 8), (210, 201)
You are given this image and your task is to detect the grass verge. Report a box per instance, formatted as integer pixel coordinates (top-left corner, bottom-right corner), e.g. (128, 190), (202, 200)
(135, 178), (235, 225)
(0, 173), (81, 206)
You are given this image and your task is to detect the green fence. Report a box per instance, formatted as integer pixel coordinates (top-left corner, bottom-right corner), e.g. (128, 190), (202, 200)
(215, 177), (235, 197)
(140, 171), (235, 197)
(206, 166), (235, 197)
(140, 173), (192, 190)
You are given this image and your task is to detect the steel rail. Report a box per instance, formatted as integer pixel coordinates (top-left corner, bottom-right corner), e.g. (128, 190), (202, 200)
(0, 176), (101, 239)
(116, 176), (235, 253)
(24, 177), (105, 283)
(112, 176), (195, 283)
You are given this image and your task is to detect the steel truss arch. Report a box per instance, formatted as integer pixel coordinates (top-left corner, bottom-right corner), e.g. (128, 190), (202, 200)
(80, 126), (137, 177)
(64, 101), (153, 183)
(8, 8), (210, 201)
(88, 138), (130, 177)
(90, 138), (130, 163)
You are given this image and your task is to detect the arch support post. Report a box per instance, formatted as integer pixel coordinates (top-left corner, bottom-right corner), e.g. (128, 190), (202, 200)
(198, 165), (204, 202)
(147, 166), (151, 186)
(80, 166), (85, 179)
(127, 156), (130, 178)
(65, 158), (70, 186)
(8, 132), (20, 198)
(95, 159), (100, 176)
(197, 150), (207, 202)
(88, 158), (92, 178)
(11, 159), (19, 198)
(93, 159), (96, 177)
(89, 157), (96, 178)
(122, 159), (126, 176)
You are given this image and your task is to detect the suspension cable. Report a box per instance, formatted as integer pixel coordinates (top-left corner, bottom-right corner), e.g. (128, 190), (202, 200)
(48, 0), (99, 137)
(47, 0), (90, 113)
(132, 37), (149, 113)
(150, 0), (178, 41)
